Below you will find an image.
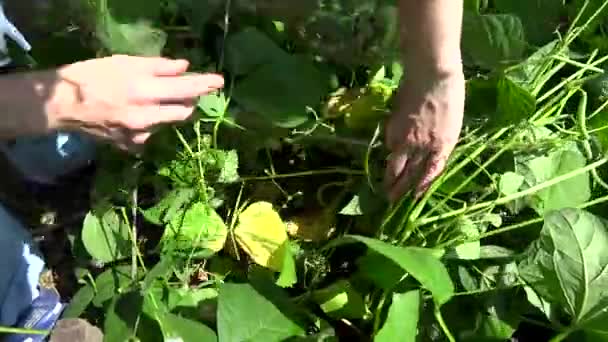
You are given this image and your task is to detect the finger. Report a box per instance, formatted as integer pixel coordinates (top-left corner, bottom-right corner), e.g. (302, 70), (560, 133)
(126, 104), (195, 130)
(122, 56), (191, 76)
(132, 74), (224, 103)
(389, 150), (430, 203)
(415, 151), (450, 197)
(132, 132), (152, 145)
(384, 149), (408, 190)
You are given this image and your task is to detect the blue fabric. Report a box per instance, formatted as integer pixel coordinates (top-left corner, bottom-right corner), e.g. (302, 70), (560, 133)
(0, 132), (96, 327)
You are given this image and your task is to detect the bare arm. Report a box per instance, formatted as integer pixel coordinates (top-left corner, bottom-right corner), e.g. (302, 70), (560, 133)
(398, 0), (464, 76)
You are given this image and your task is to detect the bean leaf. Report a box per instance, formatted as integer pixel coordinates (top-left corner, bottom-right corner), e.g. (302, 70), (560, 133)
(326, 235), (454, 305)
(217, 282), (306, 341)
(519, 208), (608, 333)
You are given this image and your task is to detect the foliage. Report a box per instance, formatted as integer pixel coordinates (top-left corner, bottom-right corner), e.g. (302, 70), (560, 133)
(9, 0), (608, 341)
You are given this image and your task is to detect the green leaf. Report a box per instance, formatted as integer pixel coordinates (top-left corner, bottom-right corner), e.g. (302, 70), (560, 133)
(63, 284), (95, 319)
(142, 188), (196, 225)
(327, 235), (454, 305)
(212, 149), (240, 184)
(495, 0), (564, 45)
(339, 195), (364, 216)
(233, 56), (329, 128)
(519, 208), (608, 333)
(103, 291), (162, 342)
(276, 242), (298, 288)
(357, 251), (406, 291)
(160, 313), (217, 342)
(225, 27), (288, 76)
(161, 201), (228, 257)
(496, 74), (536, 124)
(375, 290), (420, 342)
(81, 207), (131, 263)
(462, 13), (526, 69)
(142, 256), (176, 291)
(92, 266), (134, 307)
(499, 172), (525, 195)
(507, 40), (562, 91)
(311, 280), (369, 320)
(514, 141), (591, 215)
(94, 0), (166, 56)
(217, 282), (306, 342)
(198, 91), (227, 118)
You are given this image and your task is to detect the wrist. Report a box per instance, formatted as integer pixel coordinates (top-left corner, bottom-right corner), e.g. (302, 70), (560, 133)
(403, 50), (463, 80)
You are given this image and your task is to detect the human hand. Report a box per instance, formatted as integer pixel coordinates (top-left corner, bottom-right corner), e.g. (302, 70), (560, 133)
(384, 69), (465, 202)
(53, 55), (224, 150)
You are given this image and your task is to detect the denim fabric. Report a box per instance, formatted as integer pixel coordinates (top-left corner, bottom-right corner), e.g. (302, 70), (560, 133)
(0, 132), (95, 326)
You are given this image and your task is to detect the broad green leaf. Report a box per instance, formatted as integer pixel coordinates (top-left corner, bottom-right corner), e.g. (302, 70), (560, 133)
(462, 13), (526, 69)
(514, 141), (590, 215)
(103, 291), (162, 342)
(198, 91), (227, 118)
(499, 172), (525, 195)
(233, 56), (329, 128)
(327, 235), (454, 305)
(507, 40), (562, 91)
(94, 0), (166, 56)
(217, 283), (306, 342)
(357, 251), (405, 291)
(63, 284), (95, 319)
(311, 280), (369, 320)
(375, 290), (420, 342)
(81, 207), (131, 263)
(519, 208), (608, 333)
(160, 313), (217, 342)
(142, 188), (196, 225)
(275, 242), (298, 288)
(234, 201), (294, 273)
(162, 201), (228, 256)
(225, 27), (288, 76)
(496, 74), (536, 125)
(92, 266), (133, 307)
(495, 0), (564, 44)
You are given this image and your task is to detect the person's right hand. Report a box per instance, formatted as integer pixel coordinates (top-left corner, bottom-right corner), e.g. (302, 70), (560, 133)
(52, 55), (224, 150)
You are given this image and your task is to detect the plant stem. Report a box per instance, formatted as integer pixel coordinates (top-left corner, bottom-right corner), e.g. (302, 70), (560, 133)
(0, 326), (48, 335)
(239, 168), (365, 181)
(549, 328), (574, 342)
(434, 306), (455, 342)
(418, 157), (608, 226)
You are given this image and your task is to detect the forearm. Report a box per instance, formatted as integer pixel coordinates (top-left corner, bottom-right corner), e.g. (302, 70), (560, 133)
(0, 70), (70, 139)
(399, 0), (463, 75)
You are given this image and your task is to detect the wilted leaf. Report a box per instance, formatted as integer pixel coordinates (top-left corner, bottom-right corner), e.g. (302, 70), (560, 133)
(234, 201), (294, 273)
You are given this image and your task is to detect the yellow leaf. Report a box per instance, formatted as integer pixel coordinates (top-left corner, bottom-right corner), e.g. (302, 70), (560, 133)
(234, 201), (289, 271)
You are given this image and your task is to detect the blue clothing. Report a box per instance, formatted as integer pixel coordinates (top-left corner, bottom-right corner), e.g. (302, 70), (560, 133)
(0, 132), (95, 327)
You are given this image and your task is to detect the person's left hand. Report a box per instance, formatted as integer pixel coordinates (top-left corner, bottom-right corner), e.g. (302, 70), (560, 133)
(384, 69), (465, 203)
